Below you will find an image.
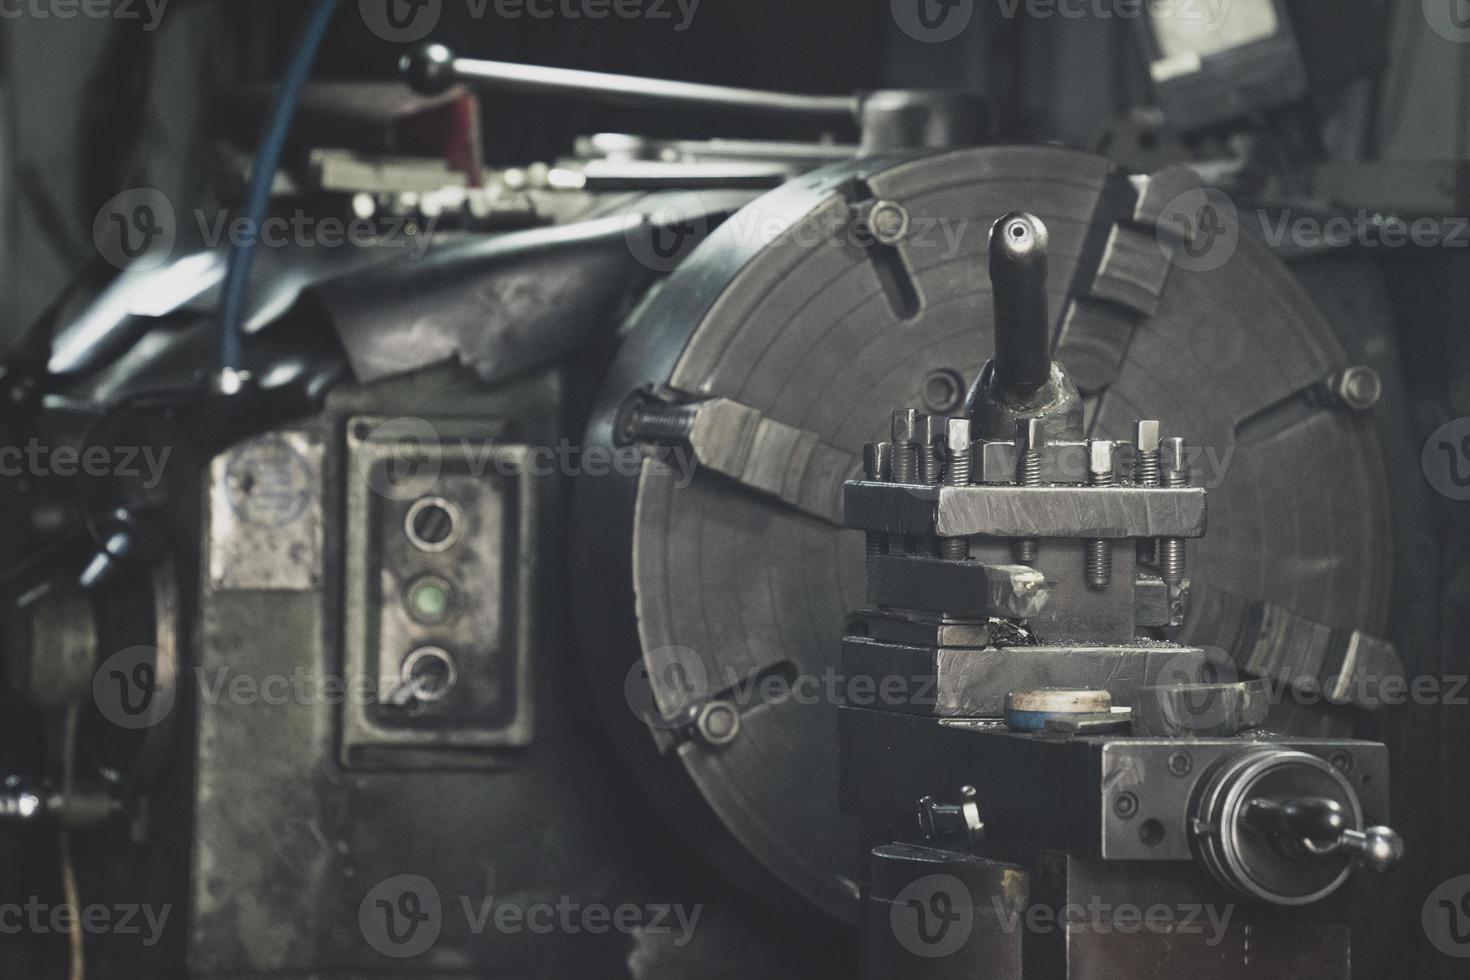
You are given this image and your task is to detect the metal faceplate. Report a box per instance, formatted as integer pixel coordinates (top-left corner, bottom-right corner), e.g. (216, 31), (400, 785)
(573, 146), (1394, 922)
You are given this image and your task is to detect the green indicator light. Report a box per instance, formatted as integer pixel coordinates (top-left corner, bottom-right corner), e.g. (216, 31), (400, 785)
(408, 579), (452, 621)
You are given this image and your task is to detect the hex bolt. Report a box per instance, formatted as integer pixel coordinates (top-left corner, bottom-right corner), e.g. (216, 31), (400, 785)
(941, 419), (972, 560)
(890, 410), (919, 555)
(1133, 420), (1161, 568)
(1013, 418), (1045, 564)
(1324, 366), (1382, 412)
(917, 414), (944, 486)
(891, 409), (920, 484)
(865, 200), (911, 247)
(1085, 440), (1116, 589)
(915, 414), (944, 557)
(1159, 437), (1189, 586)
(863, 442), (892, 566)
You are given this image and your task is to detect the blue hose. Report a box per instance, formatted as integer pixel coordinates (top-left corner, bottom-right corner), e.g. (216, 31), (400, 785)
(217, 0), (340, 375)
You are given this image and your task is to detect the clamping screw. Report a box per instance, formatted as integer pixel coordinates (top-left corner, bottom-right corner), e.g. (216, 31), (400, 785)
(890, 410), (921, 556)
(863, 442), (893, 566)
(917, 413), (944, 485)
(1013, 419), (1044, 564)
(1159, 437), (1189, 586)
(617, 392), (696, 446)
(916, 414), (943, 556)
(940, 419), (973, 560)
(1133, 420), (1161, 568)
(1085, 440), (1116, 589)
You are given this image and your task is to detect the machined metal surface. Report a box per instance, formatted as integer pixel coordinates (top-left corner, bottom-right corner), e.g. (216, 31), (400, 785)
(841, 638), (1205, 719)
(844, 482), (1208, 539)
(865, 557), (1051, 618)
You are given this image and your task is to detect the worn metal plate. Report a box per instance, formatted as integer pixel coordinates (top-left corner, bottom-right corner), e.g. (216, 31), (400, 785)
(207, 432), (323, 591)
(341, 416), (537, 765)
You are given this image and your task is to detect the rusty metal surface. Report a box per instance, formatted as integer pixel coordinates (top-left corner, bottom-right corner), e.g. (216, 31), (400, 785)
(207, 432), (324, 592)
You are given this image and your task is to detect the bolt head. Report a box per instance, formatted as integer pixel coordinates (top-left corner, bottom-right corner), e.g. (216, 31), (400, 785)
(1088, 439), (1116, 477)
(946, 418), (972, 452)
(1133, 420), (1161, 453)
(1160, 437), (1188, 474)
(892, 408), (919, 444)
(868, 200), (910, 246)
(1332, 366), (1383, 411)
(865, 441), (893, 480)
(915, 413), (941, 445)
(1019, 417), (1047, 448)
(696, 702), (741, 746)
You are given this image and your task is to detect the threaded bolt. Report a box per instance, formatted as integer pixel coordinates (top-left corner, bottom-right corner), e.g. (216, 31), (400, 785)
(890, 410), (919, 555)
(1133, 420), (1161, 568)
(1013, 418), (1044, 564)
(941, 419), (972, 560)
(1159, 437), (1188, 586)
(891, 409), (920, 484)
(619, 397), (696, 445)
(1085, 439), (1115, 589)
(863, 442), (892, 567)
(917, 413), (944, 485)
(915, 414), (943, 556)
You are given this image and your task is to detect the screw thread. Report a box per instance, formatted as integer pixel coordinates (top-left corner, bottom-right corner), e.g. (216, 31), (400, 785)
(1159, 465), (1188, 585)
(918, 445), (943, 485)
(1014, 447), (1042, 564)
(630, 404), (695, 442)
(1086, 466), (1114, 590)
(1133, 450), (1160, 487)
(891, 444), (919, 484)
